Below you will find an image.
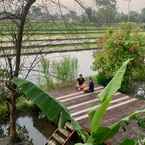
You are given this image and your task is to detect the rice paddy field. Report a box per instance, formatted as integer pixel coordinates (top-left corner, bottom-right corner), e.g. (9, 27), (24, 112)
(0, 21), (107, 56)
(0, 21), (145, 56)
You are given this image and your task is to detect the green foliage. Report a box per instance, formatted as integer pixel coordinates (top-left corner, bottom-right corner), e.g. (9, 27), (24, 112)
(52, 57), (78, 82)
(76, 59), (145, 144)
(39, 57), (78, 90)
(39, 58), (54, 90)
(93, 23), (145, 92)
(95, 73), (111, 86)
(13, 60), (145, 145)
(96, 0), (117, 26)
(133, 114), (145, 129)
(76, 143), (93, 145)
(0, 102), (8, 122)
(13, 78), (73, 127)
(0, 96), (34, 122)
(76, 59), (130, 145)
(88, 59), (130, 144)
(96, 0), (116, 8)
(13, 78), (87, 141)
(119, 139), (136, 145)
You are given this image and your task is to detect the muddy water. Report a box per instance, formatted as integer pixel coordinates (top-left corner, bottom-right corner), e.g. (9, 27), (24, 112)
(0, 115), (56, 145)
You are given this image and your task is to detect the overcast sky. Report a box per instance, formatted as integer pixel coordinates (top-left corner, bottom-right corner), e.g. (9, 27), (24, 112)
(59, 0), (145, 14)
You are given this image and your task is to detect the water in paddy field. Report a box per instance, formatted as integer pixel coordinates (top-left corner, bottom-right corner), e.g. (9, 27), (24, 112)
(20, 50), (97, 84)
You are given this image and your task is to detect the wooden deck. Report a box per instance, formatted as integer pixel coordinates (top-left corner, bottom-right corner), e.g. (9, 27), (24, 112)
(54, 85), (145, 129)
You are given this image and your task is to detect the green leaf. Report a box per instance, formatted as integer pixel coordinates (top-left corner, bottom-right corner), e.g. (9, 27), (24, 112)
(13, 78), (88, 142)
(91, 127), (112, 144)
(75, 143), (93, 145)
(90, 59), (131, 134)
(109, 108), (145, 136)
(119, 138), (136, 145)
(13, 78), (72, 127)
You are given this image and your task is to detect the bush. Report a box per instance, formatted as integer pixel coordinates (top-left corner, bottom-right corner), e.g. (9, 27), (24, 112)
(52, 57), (78, 82)
(39, 57), (78, 90)
(95, 73), (111, 86)
(39, 58), (55, 90)
(93, 23), (145, 92)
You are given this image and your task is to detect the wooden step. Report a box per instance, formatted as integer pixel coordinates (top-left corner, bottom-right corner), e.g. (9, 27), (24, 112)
(65, 122), (74, 132)
(52, 133), (65, 145)
(47, 139), (58, 145)
(57, 128), (70, 138)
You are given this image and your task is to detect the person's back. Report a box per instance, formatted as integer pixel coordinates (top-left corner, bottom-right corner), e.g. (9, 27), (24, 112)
(89, 78), (94, 92)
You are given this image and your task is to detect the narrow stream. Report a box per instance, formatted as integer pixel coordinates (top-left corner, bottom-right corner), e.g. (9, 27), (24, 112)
(0, 115), (56, 145)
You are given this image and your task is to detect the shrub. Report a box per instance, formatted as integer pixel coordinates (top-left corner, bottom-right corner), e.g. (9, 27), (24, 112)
(39, 57), (78, 90)
(39, 58), (54, 90)
(52, 57), (78, 83)
(93, 23), (145, 92)
(95, 73), (111, 86)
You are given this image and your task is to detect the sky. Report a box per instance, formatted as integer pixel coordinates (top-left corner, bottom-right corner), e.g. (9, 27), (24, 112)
(59, 0), (145, 14)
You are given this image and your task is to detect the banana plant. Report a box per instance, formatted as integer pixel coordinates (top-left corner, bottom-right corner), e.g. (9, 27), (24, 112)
(75, 59), (143, 145)
(13, 77), (86, 141)
(13, 78), (72, 127)
(13, 59), (145, 145)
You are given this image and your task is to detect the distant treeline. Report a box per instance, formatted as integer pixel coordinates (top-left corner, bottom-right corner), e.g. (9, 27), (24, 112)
(27, 0), (145, 27)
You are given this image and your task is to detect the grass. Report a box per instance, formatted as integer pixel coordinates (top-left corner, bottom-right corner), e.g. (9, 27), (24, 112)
(0, 97), (35, 123)
(39, 57), (78, 91)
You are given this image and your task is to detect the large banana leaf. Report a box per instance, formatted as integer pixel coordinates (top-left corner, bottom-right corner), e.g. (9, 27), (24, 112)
(75, 108), (145, 145)
(13, 78), (89, 142)
(87, 108), (145, 145)
(13, 78), (72, 127)
(86, 59), (131, 144)
(90, 59), (131, 134)
(119, 139), (136, 145)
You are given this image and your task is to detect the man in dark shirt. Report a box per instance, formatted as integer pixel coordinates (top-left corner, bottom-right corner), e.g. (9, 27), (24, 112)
(76, 74), (85, 90)
(88, 77), (94, 92)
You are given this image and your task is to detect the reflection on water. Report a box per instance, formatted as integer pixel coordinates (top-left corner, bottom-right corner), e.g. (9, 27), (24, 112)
(0, 115), (56, 145)
(0, 50), (97, 84)
(22, 50), (97, 83)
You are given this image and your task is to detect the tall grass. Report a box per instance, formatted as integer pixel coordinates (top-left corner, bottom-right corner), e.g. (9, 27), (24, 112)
(39, 58), (54, 90)
(39, 57), (78, 90)
(52, 57), (78, 82)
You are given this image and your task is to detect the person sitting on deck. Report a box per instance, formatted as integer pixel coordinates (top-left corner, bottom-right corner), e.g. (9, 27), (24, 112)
(84, 77), (94, 93)
(76, 74), (86, 91)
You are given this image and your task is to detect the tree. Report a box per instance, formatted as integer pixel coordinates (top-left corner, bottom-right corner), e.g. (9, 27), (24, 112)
(96, 0), (116, 8)
(129, 11), (139, 22)
(93, 23), (145, 92)
(116, 12), (128, 23)
(140, 8), (145, 23)
(0, 0), (36, 142)
(31, 5), (42, 18)
(96, 0), (117, 25)
(83, 7), (97, 23)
